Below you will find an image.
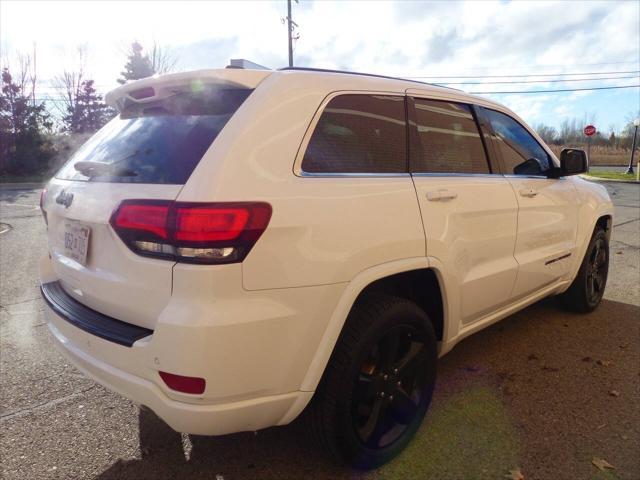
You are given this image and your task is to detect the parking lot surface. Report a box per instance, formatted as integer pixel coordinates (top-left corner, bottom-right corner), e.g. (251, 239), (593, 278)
(1, 181), (638, 480)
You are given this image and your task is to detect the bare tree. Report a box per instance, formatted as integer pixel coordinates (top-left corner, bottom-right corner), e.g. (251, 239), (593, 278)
(1, 49), (39, 132)
(149, 41), (178, 74)
(117, 40), (177, 84)
(534, 123), (558, 144)
(14, 52), (33, 96)
(29, 44), (37, 106)
(53, 45), (87, 118)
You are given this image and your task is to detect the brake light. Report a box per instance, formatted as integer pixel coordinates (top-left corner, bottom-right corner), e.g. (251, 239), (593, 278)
(129, 86), (155, 99)
(113, 203), (169, 239)
(175, 206), (249, 242)
(110, 201), (272, 264)
(159, 371), (205, 395)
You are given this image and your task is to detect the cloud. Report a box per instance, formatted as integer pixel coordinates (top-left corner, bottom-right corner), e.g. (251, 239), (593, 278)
(422, 28), (459, 64)
(174, 38), (239, 71)
(1, 0), (638, 129)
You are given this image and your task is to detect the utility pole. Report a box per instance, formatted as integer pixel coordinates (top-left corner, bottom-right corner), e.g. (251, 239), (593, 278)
(287, 0), (294, 67)
(626, 118), (640, 175)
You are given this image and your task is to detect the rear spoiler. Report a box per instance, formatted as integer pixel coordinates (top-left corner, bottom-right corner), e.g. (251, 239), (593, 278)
(104, 69), (272, 113)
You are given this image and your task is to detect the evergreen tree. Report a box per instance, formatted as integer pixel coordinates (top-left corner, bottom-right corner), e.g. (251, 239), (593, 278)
(117, 42), (154, 84)
(0, 68), (55, 174)
(63, 80), (114, 133)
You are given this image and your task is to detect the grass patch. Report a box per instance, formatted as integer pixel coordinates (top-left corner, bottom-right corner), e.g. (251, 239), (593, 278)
(584, 171), (638, 182)
(379, 387), (520, 480)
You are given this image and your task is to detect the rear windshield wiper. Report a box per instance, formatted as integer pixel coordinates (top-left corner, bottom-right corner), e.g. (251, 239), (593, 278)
(74, 161), (138, 179)
(73, 149), (149, 179)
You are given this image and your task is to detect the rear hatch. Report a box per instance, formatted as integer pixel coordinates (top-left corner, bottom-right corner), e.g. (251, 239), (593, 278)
(42, 71), (266, 329)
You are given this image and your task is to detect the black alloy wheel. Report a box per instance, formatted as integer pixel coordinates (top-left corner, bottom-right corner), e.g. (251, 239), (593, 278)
(586, 236), (608, 306)
(559, 227), (609, 313)
(308, 295), (437, 469)
(352, 324), (429, 449)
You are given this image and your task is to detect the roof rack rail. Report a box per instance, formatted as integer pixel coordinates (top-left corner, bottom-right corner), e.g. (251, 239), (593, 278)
(277, 66), (461, 91)
(226, 59), (271, 70)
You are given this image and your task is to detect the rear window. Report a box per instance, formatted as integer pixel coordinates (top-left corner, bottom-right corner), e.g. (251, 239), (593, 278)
(56, 87), (252, 184)
(301, 94), (407, 174)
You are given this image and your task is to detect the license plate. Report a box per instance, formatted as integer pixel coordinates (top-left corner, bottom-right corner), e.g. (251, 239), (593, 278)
(63, 221), (91, 266)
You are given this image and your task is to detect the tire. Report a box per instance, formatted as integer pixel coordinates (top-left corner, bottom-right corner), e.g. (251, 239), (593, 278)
(308, 294), (437, 469)
(559, 227), (609, 313)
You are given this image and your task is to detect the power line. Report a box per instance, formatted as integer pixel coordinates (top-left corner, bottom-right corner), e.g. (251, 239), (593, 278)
(436, 75), (640, 85)
(436, 60), (639, 71)
(35, 97), (70, 103)
(35, 84), (640, 101)
(33, 68), (640, 91)
(530, 61), (638, 67)
(469, 84), (640, 94)
(408, 70), (640, 79)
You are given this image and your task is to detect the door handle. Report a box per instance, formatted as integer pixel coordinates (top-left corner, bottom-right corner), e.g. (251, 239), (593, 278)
(426, 189), (458, 201)
(519, 188), (539, 198)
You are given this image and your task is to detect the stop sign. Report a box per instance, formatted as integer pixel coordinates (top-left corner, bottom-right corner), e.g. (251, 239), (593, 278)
(584, 125), (597, 136)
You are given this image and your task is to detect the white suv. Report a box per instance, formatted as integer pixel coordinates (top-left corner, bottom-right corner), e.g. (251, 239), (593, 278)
(39, 67), (614, 468)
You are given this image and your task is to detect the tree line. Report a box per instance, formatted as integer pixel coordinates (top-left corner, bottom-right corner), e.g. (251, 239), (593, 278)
(534, 117), (639, 151)
(1, 43), (639, 177)
(1, 42), (175, 176)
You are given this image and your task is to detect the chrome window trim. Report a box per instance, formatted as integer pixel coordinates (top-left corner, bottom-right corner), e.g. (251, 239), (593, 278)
(411, 172), (500, 178)
(412, 173), (566, 180)
(293, 90), (407, 178)
(299, 171), (411, 178)
(503, 174), (556, 180)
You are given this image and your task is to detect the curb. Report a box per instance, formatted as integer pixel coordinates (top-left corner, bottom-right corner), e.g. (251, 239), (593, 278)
(580, 175), (639, 185)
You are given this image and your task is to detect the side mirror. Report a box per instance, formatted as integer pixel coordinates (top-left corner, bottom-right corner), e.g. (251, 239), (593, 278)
(559, 148), (588, 176)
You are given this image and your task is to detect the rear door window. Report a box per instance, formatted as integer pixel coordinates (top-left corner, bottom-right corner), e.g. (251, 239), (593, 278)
(301, 94), (407, 174)
(410, 98), (490, 174)
(56, 87), (252, 184)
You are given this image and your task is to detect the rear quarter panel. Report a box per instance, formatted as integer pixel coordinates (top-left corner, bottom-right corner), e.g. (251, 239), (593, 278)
(177, 72), (426, 290)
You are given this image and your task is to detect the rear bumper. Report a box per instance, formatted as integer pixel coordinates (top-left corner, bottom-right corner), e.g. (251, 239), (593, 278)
(39, 254), (343, 435)
(45, 306), (312, 435)
(41, 281), (152, 347)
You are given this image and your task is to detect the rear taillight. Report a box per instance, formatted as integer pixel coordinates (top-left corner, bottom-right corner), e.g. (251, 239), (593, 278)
(109, 200), (272, 264)
(40, 188), (48, 225)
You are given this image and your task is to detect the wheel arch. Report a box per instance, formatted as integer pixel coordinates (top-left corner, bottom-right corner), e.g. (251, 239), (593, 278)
(581, 208), (614, 256)
(566, 205), (614, 289)
(299, 257), (446, 393)
(595, 214), (613, 240)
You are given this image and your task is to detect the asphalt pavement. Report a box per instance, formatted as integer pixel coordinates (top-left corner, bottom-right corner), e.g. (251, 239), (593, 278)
(1, 181), (638, 480)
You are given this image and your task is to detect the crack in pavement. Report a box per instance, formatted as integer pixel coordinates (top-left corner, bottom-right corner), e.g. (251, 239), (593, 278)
(2, 203), (38, 208)
(0, 386), (97, 421)
(0, 214), (41, 220)
(0, 297), (42, 308)
(613, 217), (640, 228)
(611, 239), (640, 250)
(3, 370), (69, 388)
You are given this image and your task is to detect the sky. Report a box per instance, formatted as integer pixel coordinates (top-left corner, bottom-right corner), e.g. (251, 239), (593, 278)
(1, 0), (639, 132)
